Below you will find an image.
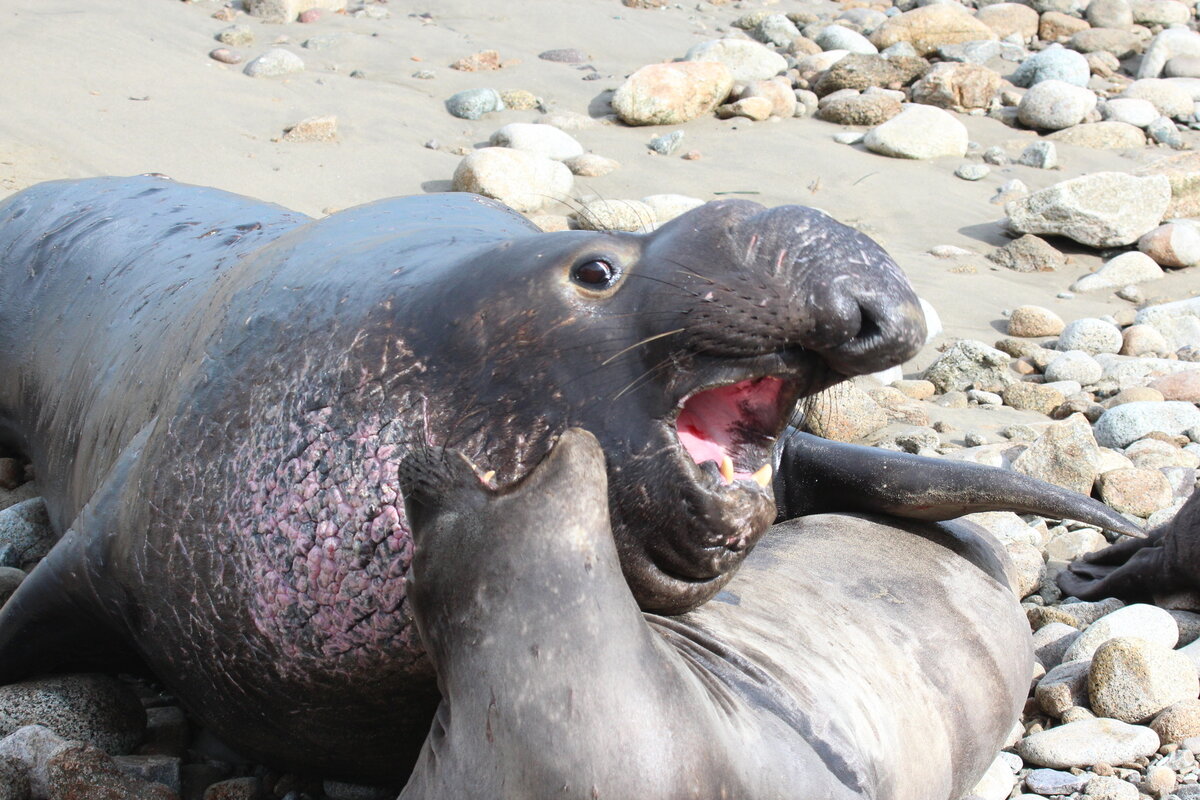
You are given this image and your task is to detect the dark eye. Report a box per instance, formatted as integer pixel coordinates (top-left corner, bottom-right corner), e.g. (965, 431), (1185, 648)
(572, 259), (618, 288)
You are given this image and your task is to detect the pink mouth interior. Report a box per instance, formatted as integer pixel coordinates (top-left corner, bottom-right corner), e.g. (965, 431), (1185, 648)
(676, 376), (786, 481)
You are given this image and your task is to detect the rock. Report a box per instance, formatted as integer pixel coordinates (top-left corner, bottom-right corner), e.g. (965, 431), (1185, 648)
(1147, 115), (1185, 148)
(451, 148), (573, 213)
(1009, 305), (1066, 336)
(445, 88), (505, 120)
(215, 25), (254, 47)
(640, 195), (704, 225)
(988, 234), (1067, 272)
(1151, 370), (1200, 403)
(647, 130), (685, 156)
(1087, 0), (1136, 29)
(734, 77), (798, 117)
(1017, 718), (1160, 768)
(1059, 318), (1124, 355)
(1064, 603), (1179, 660)
(802, 382), (888, 442)
(716, 97), (774, 121)
(1131, 0), (1191, 26)
(1046, 121), (1148, 149)
(968, 753), (1019, 800)
(1030, 597), (1126, 629)
(1164, 55), (1200, 77)
(1037, 659), (1093, 716)
(1122, 78), (1195, 119)
(923, 340), (1014, 393)
(815, 24), (878, 54)
(1080, 254), (1164, 297)
(683, 39), (787, 82)
(1046, 527), (1110, 561)
(242, 48), (304, 78)
(976, 3), (1041, 39)
(280, 115), (336, 143)
(1035, 622), (1084, 668)
(1005, 172), (1171, 248)
(1139, 28), (1200, 79)
(817, 93), (903, 125)
(563, 154), (619, 177)
(863, 103), (968, 159)
(1084, 774), (1141, 799)
(1003, 381), (1067, 414)
(612, 62), (733, 126)
(1070, 28), (1143, 59)
(1096, 467), (1175, 516)
(0, 676), (145, 755)
(1135, 151), (1200, 218)
(1012, 414), (1101, 494)
(1102, 97), (1161, 128)
(1139, 222), (1200, 267)
(46, 741), (176, 800)
(572, 200), (655, 232)
(1137, 296), (1200, 350)
(489, 123), (584, 161)
(1122, 325), (1171, 356)
(1011, 44), (1091, 88)
(1089, 637), (1200, 723)
(1019, 141), (1058, 169)
(1017, 79), (1099, 130)
(869, 4), (998, 56)
(0, 566), (24, 606)
(955, 164), (990, 181)
(909, 62), (1001, 110)
(499, 91), (540, 112)
(813, 53), (930, 95)
(1045, 351), (1104, 385)
(1093, 401), (1200, 448)
(1041, 11), (1092, 43)
(244, 0), (345, 23)
(322, 780), (393, 800)
(112, 754), (181, 794)
(1151, 698), (1200, 743)
(1027, 768), (1090, 795)
(0, 498), (52, 570)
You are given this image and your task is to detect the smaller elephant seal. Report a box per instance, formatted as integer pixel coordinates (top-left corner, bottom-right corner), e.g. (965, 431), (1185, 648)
(1059, 489), (1200, 604)
(397, 428), (1033, 800)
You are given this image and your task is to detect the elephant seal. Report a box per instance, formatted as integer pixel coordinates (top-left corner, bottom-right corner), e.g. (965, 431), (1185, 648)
(1059, 489), (1200, 604)
(0, 176), (1131, 781)
(398, 428), (1032, 799)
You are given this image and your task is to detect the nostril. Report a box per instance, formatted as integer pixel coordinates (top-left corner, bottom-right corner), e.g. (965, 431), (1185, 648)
(852, 301), (882, 350)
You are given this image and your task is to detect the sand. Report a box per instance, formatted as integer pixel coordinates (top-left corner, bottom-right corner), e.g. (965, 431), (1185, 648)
(0, 0), (1197, 375)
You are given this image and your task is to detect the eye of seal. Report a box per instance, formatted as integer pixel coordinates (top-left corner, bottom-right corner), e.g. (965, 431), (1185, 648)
(571, 258), (620, 290)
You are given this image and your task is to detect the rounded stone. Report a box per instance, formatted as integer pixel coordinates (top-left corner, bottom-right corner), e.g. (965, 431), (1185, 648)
(1087, 0), (1136, 29)
(1046, 121), (1148, 149)
(0, 675), (146, 755)
(815, 24), (878, 54)
(242, 48), (304, 78)
(1063, 603), (1179, 661)
(488, 123), (584, 161)
(1151, 698), (1200, 743)
(1009, 305), (1066, 337)
(1016, 718), (1160, 768)
(863, 103), (969, 159)
(817, 93), (903, 125)
(612, 61), (734, 126)
(869, 4), (999, 56)
(1093, 401), (1200, 448)
(451, 148), (573, 213)
(1122, 78), (1196, 119)
(1102, 97), (1160, 127)
(1060, 318), (1123, 354)
(1121, 324), (1170, 356)
(683, 39), (787, 82)
(976, 3), (1041, 39)
(1138, 222), (1200, 267)
(1074, 251), (1165, 292)
(445, 88), (506, 120)
(1095, 467), (1176, 517)
(1044, 351), (1104, 385)
(1017, 79), (1099, 130)
(1089, 637), (1200, 723)
(1011, 44), (1091, 88)
(1004, 172), (1172, 248)
(1139, 28), (1200, 79)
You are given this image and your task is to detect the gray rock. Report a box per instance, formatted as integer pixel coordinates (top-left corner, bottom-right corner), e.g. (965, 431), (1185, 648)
(988, 234), (1066, 272)
(1085, 774), (1141, 800)
(1073, 251), (1165, 293)
(302, 33), (343, 51)
(112, 754), (181, 794)
(863, 103), (969, 159)
(1140, 28), (1200, 79)
(1005, 172), (1172, 248)
(1122, 78), (1196, 119)
(215, 25), (254, 46)
(1148, 115), (1185, 148)
(1016, 718), (1160, 768)
(816, 24), (878, 54)
(1093, 401), (1200, 448)
(1060, 318), (1124, 355)
(1102, 96), (1161, 127)
(0, 499), (52, 570)
(445, 88), (505, 120)
(1018, 79), (1099, 130)
(1045, 351), (1104, 385)
(488, 123), (583, 161)
(1026, 768), (1089, 795)
(1011, 43), (1091, 88)
(937, 40), (1026, 63)
(648, 130), (685, 156)
(0, 754), (29, 800)
(1132, 0), (1192, 26)
(1012, 414), (1101, 495)
(0, 676), (145, 755)
(955, 163), (991, 180)
(683, 38), (787, 82)
(1034, 621), (1083, 669)
(242, 48), (304, 78)
(922, 339), (1014, 392)
(1046, 121), (1148, 149)
(1037, 658), (1093, 716)
(756, 14), (803, 48)
(1064, 603), (1180, 661)
(1018, 141), (1058, 169)
(1089, 637), (1200, 723)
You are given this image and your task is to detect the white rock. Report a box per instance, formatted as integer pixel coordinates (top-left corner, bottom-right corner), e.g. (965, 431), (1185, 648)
(1017, 80), (1099, 130)
(1005, 173), (1172, 248)
(1094, 401), (1200, 448)
(243, 48), (305, 78)
(863, 103), (969, 159)
(968, 752), (1019, 800)
(1063, 603), (1180, 661)
(1141, 28), (1200, 79)
(1059, 318), (1124, 354)
(684, 38), (788, 82)
(1138, 222), (1200, 267)
(815, 25), (879, 54)
(1102, 97), (1161, 128)
(1122, 78), (1196, 119)
(451, 148), (573, 213)
(1016, 718), (1160, 768)
(1045, 350), (1104, 384)
(488, 123), (584, 161)
(640, 194), (705, 225)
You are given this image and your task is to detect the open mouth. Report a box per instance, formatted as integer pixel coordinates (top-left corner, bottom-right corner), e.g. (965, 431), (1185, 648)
(673, 375), (797, 490)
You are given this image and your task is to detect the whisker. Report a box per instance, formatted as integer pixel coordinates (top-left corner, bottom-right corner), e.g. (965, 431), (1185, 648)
(600, 328), (685, 366)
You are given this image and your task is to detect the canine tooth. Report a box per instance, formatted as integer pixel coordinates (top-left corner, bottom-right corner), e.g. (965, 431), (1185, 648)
(719, 456), (734, 483)
(751, 464), (772, 488)
(481, 470), (496, 484)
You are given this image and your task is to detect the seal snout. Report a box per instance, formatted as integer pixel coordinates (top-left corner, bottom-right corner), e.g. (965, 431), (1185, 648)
(804, 271), (926, 378)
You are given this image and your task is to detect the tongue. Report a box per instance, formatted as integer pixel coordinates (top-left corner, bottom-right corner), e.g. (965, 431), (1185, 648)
(676, 377), (784, 479)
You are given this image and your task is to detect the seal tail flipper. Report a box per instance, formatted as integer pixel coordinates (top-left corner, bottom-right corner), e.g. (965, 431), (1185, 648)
(397, 429), (827, 799)
(773, 429), (1144, 538)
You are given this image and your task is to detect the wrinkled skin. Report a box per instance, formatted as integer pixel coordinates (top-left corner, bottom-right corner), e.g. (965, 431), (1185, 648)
(397, 429), (1033, 800)
(1059, 489), (1200, 603)
(0, 177), (928, 779)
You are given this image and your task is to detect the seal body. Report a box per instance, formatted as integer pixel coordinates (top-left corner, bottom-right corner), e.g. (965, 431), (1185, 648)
(398, 429), (1032, 799)
(0, 177), (929, 777)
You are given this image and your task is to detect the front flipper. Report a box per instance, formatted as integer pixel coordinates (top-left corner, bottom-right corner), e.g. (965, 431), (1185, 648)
(773, 429), (1143, 538)
(0, 424), (152, 683)
(397, 429), (855, 799)
(1059, 490), (1200, 602)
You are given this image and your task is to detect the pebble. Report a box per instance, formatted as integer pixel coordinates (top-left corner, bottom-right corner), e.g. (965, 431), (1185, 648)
(1147, 115), (1185, 148)
(811, 53), (929, 95)
(976, 3), (1041, 40)
(1060, 319), (1124, 355)
(215, 25), (254, 47)
(302, 34), (342, 51)
(444, 88), (505, 120)
(242, 48), (304, 78)
(1087, 0), (1136, 29)
(1016, 718), (1161, 768)
(612, 62), (733, 125)
(988, 234), (1067, 272)
(923, 340), (1014, 392)
(1084, 775), (1140, 800)
(1026, 767), (1090, 795)
(1132, 0), (1191, 26)
(969, 753), (1019, 800)
(1011, 43), (1092, 88)
(1089, 637), (1200, 723)
(1011, 413), (1101, 494)
(1035, 622), (1084, 669)
(817, 93), (903, 125)
(863, 103), (969, 159)
(955, 163), (990, 181)
(682, 39), (787, 82)
(802, 382), (888, 442)
(1093, 401), (1200, 448)
(563, 153), (619, 177)
(1018, 141), (1058, 169)
(1125, 437), (1199, 469)
(500, 90), (540, 112)
(1150, 370), (1200, 403)
(281, 114), (337, 143)
(815, 25), (878, 54)
(323, 780), (394, 799)
(910, 62), (1001, 111)
(1139, 222), (1200, 267)
(1045, 527), (1110, 561)
(489, 123), (583, 161)
(0, 676), (145, 755)
(0, 498), (52, 570)
(451, 148), (573, 213)
(1009, 305), (1067, 337)
(1070, 28), (1143, 59)
(648, 130), (685, 155)
(538, 48), (589, 64)
(1045, 351), (1104, 385)
(1005, 172), (1173, 248)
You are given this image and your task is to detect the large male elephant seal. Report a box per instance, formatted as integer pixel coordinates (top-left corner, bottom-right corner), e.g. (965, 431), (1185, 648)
(397, 428), (1032, 800)
(0, 176), (1137, 781)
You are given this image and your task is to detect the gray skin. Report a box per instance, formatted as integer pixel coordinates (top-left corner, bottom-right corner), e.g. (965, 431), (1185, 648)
(0, 176), (1131, 782)
(1059, 489), (1200, 602)
(398, 428), (1033, 800)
